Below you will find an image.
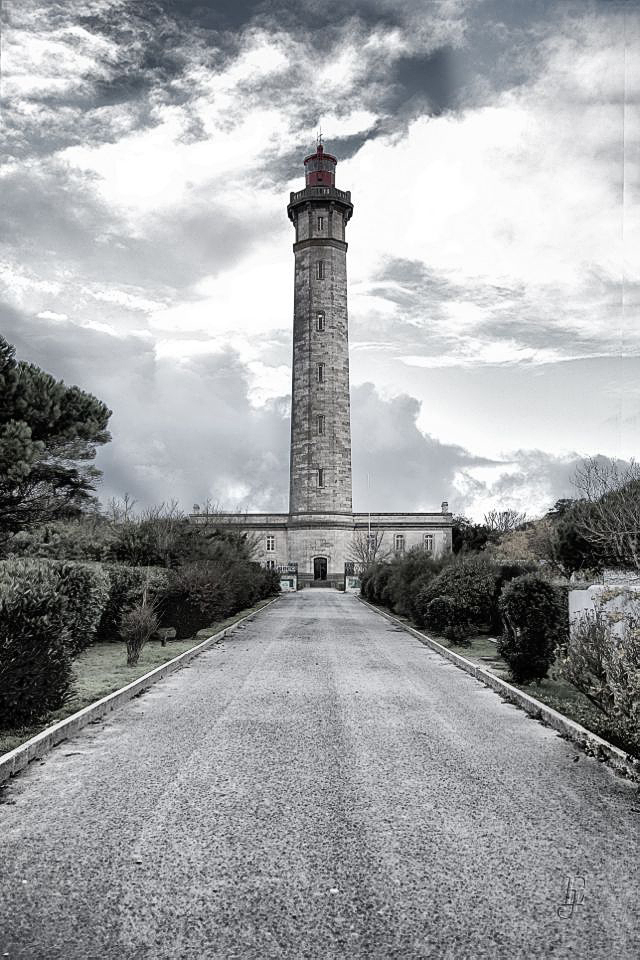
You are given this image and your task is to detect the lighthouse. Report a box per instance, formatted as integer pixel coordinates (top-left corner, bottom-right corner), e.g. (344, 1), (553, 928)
(192, 140), (453, 587)
(287, 142), (354, 517)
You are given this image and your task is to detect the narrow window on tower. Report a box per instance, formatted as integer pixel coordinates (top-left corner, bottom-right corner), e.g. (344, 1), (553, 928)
(317, 414), (325, 436)
(317, 216), (324, 231)
(315, 260), (325, 280)
(316, 311), (325, 331)
(317, 363), (325, 383)
(317, 468), (325, 488)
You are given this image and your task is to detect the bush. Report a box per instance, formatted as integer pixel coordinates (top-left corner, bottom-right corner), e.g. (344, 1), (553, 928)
(423, 595), (474, 644)
(489, 563), (538, 633)
(3, 518), (116, 562)
(555, 609), (615, 713)
(56, 561), (110, 655)
(0, 559), (73, 726)
(121, 598), (160, 666)
(555, 593), (640, 757)
(159, 560), (279, 640)
(497, 574), (563, 683)
(360, 551), (445, 617)
(414, 554), (498, 633)
(96, 565), (168, 642)
(386, 549), (446, 620)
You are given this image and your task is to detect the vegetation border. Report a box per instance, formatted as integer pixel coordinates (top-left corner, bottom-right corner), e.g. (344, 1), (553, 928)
(357, 596), (640, 782)
(0, 596), (280, 786)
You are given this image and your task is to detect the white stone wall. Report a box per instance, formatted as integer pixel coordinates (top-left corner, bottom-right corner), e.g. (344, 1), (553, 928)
(569, 583), (640, 640)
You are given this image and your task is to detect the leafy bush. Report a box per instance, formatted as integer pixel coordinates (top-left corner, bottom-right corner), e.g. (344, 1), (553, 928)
(361, 551), (445, 617)
(121, 597), (160, 666)
(159, 560), (279, 640)
(0, 559), (73, 725)
(414, 554), (498, 633)
(489, 563), (538, 632)
(498, 574), (563, 683)
(423, 595), (474, 644)
(96, 564), (168, 642)
(56, 561), (110, 655)
(555, 609), (615, 713)
(608, 621), (640, 728)
(385, 549), (446, 620)
(3, 518), (116, 562)
(422, 596), (452, 633)
(555, 592), (640, 756)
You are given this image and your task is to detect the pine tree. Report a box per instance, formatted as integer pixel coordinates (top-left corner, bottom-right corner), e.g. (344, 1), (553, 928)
(0, 336), (111, 536)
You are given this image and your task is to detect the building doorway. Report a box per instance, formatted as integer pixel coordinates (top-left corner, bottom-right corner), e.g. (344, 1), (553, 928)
(313, 557), (328, 581)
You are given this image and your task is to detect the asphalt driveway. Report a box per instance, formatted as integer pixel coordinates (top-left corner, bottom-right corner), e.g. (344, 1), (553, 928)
(0, 590), (638, 959)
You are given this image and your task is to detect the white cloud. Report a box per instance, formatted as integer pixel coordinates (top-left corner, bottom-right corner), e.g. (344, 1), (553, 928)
(36, 309), (68, 321)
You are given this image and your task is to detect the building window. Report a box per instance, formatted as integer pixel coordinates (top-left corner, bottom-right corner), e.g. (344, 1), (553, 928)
(423, 533), (434, 552)
(315, 261), (325, 280)
(317, 414), (325, 435)
(394, 534), (405, 553)
(265, 559), (275, 569)
(266, 535), (275, 552)
(367, 534), (377, 549)
(318, 468), (325, 487)
(317, 216), (324, 230)
(317, 363), (325, 383)
(316, 311), (325, 331)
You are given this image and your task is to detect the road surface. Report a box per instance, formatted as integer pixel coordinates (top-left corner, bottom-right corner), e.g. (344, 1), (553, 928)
(1, 590), (638, 959)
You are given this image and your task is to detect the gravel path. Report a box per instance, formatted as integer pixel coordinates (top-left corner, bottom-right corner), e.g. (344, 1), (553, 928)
(0, 590), (638, 959)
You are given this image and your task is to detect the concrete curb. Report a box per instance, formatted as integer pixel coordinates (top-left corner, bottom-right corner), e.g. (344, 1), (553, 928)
(357, 596), (640, 782)
(0, 597), (280, 786)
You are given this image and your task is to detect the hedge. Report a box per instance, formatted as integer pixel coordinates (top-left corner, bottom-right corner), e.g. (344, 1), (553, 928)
(0, 559), (73, 726)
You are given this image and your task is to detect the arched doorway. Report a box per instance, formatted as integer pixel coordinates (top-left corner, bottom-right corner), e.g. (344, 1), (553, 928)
(313, 556), (328, 581)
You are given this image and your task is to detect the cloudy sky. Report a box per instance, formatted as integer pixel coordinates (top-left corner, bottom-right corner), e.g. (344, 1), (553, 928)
(1, 0), (638, 520)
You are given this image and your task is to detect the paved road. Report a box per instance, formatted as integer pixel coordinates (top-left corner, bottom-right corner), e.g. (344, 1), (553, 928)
(1, 591), (638, 959)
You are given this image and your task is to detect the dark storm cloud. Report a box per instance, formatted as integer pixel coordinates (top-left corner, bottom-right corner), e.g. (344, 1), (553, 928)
(350, 382), (496, 512)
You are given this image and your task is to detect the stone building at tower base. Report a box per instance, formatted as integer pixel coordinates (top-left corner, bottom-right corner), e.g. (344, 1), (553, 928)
(191, 508), (453, 588)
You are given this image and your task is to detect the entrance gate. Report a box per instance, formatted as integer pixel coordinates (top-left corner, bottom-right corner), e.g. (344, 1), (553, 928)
(313, 557), (328, 581)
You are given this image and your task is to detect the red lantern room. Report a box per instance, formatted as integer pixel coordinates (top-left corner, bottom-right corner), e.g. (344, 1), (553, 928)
(303, 143), (337, 187)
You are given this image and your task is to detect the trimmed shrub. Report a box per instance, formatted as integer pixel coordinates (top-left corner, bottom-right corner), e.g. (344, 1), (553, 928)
(0, 559), (73, 726)
(360, 552), (445, 617)
(384, 549), (445, 620)
(423, 595), (475, 644)
(56, 561), (110, 655)
(96, 564), (169, 642)
(497, 574), (563, 683)
(423, 596), (452, 633)
(489, 562), (538, 633)
(371, 563), (393, 604)
(414, 554), (498, 633)
(121, 597), (160, 666)
(159, 560), (279, 640)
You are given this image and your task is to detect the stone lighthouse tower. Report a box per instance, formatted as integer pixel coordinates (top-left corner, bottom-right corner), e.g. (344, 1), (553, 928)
(287, 142), (354, 519)
(192, 141), (452, 586)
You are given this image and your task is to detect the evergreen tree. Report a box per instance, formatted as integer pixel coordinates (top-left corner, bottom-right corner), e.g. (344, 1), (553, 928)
(0, 335), (111, 537)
